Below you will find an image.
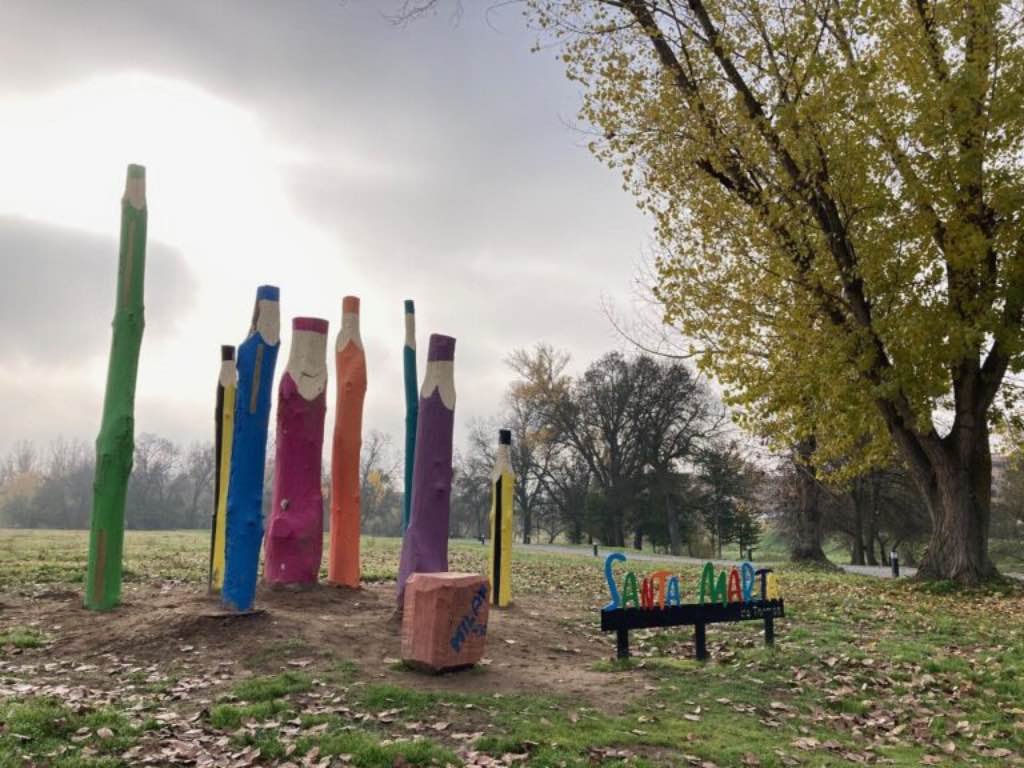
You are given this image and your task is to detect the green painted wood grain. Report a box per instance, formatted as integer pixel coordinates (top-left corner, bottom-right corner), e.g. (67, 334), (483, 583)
(85, 164), (147, 611)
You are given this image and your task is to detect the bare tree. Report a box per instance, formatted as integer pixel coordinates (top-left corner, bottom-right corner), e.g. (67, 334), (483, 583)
(360, 430), (402, 535)
(175, 442), (215, 529)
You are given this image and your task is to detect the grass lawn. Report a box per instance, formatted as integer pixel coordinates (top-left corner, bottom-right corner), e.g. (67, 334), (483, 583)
(0, 529), (1022, 766)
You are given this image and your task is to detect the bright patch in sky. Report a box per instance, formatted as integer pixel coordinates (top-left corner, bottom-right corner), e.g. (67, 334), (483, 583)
(0, 73), (352, 436)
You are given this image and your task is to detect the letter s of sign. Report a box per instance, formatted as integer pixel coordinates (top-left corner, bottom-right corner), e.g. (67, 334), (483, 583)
(603, 552), (627, 611)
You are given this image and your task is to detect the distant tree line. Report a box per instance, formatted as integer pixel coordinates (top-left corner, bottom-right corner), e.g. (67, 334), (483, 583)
(5, 348), (1020, 567)
(0, 435), (214, 530)
(0, 348), (767, 559)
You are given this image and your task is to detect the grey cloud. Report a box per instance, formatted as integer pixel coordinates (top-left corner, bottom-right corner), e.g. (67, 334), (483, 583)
(0, 0), (651, 450)
(0, 217), (195, 365)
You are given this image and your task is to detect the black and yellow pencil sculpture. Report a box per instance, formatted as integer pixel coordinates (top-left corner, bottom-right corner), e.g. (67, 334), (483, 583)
(488, 429), (515, 607)
(209, 345), (236, 592)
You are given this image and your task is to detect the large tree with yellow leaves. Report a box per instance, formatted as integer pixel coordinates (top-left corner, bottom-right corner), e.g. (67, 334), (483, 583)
(527, 0), (1024, 582)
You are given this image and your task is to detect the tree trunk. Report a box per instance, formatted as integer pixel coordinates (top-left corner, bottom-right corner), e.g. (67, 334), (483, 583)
(396, 334), (457, 605)
(850, 496), (865, 566)
(914, 427), (996, 582)
(633, 527), (643, 551)
(489, 429), (514, 607)
(864, 511), (879, 565)
(210, 346), (236, 592)
(789, 439), (832, 565)
(223, 285), (281, 613)
(401, 300), (417, 536)
(86, 165), (147, 611)
(665, 494), (682, 556)
(329, 298), (367, 588)
(849, 480), (866, 565)
(266, 317), (329, 587)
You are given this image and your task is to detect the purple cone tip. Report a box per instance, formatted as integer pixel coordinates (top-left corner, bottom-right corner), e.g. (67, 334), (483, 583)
(427, 334), (456, 362)
(293, 317), (329, 334)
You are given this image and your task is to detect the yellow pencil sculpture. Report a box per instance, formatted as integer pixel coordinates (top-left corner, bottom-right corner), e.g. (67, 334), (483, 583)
(210, 345), (236, 591)
(488, 429), (515, 607)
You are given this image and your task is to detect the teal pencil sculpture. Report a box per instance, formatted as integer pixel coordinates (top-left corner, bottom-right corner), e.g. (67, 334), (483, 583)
(402, 300), (418, 535)
(85, 164), (147, 611)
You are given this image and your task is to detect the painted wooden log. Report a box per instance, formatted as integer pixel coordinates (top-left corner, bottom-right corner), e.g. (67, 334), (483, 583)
(265, 317), (329, 586)
(396, 334), (456, 606)
(209, 345), (236, 592)
(488, 429), (515, 607)
(402, 299), (418, 536)
(85, 164), (147, 611)
(222, 285), (281, 612)
(328, 296), (367, 587)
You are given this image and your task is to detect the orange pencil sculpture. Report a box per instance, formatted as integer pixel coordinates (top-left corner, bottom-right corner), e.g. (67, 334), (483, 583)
(328, 296), (367, 587)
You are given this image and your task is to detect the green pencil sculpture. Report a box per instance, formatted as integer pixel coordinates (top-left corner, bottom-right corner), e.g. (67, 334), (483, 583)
(85, 164), (147, 611)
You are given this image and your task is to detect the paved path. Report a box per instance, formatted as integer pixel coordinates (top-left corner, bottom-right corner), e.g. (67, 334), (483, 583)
(514, 543), (1024, 581)
(516, 542), (916, 578)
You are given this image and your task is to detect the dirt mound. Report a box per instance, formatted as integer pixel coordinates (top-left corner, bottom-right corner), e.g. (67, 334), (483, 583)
(1, 581), (628, 708)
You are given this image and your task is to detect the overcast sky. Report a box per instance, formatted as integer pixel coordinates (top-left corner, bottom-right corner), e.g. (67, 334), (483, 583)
(0, 0), (651, 459)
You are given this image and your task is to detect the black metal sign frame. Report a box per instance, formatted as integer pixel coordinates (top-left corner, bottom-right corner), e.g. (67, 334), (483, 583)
(600, 599), (785, 660)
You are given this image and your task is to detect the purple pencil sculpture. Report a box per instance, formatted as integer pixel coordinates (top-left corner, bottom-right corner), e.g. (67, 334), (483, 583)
(396, 334), (456, 606)
(264, 317), (329, 586)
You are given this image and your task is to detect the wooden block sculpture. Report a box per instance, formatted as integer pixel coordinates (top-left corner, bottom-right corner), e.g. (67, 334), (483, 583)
(402, 299), (418, 536)
(396, 334), (457, 606)
(223, 285), (281, 612)
(85, 164), (147, 611)
(209, 345), (236, 592)
(328, 296), (367, 587)
(265, 317), (329, 586)
(489, 429), (514, 607)
(401, 572), (489, 672)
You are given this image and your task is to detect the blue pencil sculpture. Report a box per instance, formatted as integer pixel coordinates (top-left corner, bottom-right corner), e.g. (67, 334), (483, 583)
(223, 285), (281, 612)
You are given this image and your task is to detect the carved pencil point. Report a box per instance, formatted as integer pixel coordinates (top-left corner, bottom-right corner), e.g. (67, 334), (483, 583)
(397, 333), (457, 606)
(265, 317), (329, 586)
(329, 296), (367, 587)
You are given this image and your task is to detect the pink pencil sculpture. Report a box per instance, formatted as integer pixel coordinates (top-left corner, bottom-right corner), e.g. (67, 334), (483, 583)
(264, 317), (329, 586)
(396, 334), (457, 606)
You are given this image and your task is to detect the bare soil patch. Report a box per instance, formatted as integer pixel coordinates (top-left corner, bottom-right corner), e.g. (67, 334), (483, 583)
(1, 580), (630, 710)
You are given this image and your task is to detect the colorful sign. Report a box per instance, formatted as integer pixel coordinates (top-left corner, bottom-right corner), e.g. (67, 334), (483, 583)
(603, 554), (780, 610)
(600, 553), (785, 661)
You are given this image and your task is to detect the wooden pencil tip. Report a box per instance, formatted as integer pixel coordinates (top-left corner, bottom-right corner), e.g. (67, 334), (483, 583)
(124, 165), (146, 210)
